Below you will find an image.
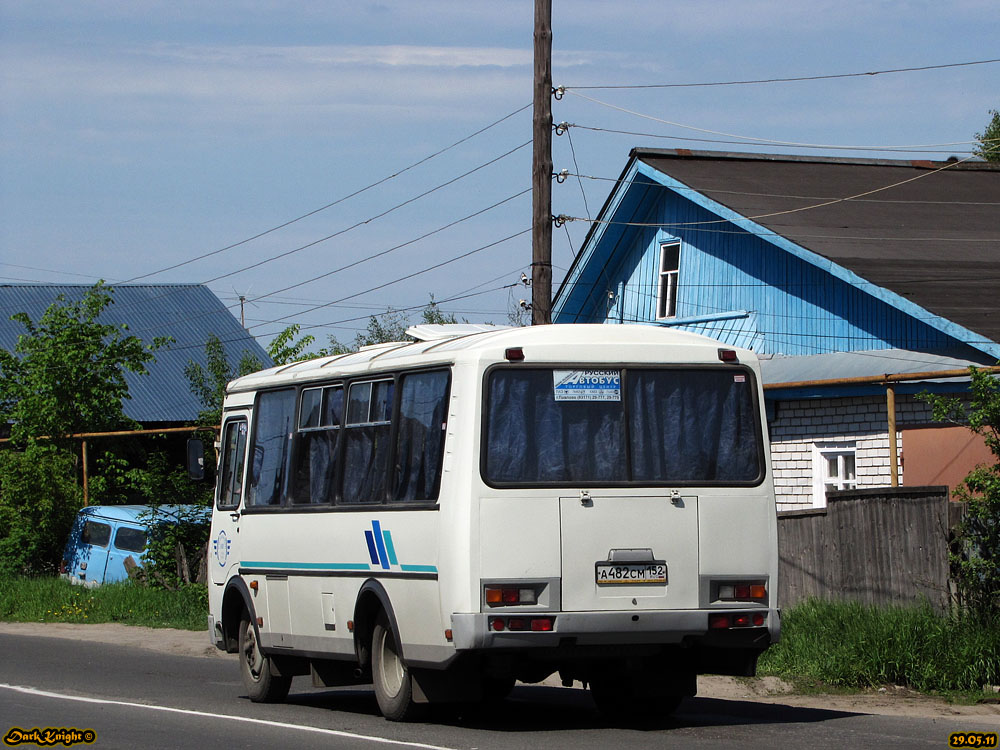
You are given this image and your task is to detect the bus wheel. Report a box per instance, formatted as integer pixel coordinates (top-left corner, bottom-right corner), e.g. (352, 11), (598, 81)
(372, 611), (424, 721)
(239, 614), (291, 703)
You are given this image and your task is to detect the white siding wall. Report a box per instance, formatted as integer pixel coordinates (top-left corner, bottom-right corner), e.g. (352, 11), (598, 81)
(769, 394), (936, 510)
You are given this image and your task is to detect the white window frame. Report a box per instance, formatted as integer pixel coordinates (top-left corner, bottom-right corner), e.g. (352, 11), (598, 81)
(656, 241), (680, 320)
(811, 441), (857, 508)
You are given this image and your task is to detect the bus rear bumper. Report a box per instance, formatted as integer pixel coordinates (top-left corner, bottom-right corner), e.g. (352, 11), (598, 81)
(450, 608), (779, 651)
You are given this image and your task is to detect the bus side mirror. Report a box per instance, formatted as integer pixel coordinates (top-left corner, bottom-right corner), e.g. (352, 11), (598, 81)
(187, 438), (205, 481)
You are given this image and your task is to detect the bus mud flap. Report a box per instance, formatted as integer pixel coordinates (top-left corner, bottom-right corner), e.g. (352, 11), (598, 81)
(411, 663), (482, 704)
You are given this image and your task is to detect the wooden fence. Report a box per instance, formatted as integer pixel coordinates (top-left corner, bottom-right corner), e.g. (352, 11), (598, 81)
(777, 486), (963, 611)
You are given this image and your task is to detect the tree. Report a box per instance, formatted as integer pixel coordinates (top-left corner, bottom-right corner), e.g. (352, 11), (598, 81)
(922, 367), (1000, 618)
(0, 444), (80, 576)
(0, 282), (167, 573)
(974, 109), (1000, 162)
(184, 334), (263, 427)
(267, 324), (317, 365)
(0, 282), (167, 444)
(318, 296), (462, 355)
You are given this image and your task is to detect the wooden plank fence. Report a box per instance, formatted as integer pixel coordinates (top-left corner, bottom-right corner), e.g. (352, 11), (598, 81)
(777, 486), (961, 611)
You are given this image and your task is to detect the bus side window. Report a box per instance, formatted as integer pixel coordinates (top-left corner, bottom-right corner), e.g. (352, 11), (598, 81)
(342, 379), (393, 504)
(394, 370), (450, 503)
(218, 418), (248, 510)
(293, 385), (343, 504)
(247, 389), (296, 507)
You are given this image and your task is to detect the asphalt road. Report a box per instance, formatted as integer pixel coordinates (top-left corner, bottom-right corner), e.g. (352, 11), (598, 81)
(1, 632), (996, 750)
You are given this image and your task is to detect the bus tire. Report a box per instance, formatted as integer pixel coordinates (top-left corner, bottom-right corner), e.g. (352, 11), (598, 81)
(239, 614), (291, 703)
(372, 611), (424, 721)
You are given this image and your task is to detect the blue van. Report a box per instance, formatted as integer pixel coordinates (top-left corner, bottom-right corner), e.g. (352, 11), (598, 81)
(61, 505), (210, 586)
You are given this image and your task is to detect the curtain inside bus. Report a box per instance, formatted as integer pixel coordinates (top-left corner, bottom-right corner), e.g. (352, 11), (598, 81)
(485, 368), (761, 485)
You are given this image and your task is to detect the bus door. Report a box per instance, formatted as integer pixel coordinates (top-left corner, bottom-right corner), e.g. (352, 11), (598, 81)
(559, 493), (700, 611)
(211, 413), (250, 586)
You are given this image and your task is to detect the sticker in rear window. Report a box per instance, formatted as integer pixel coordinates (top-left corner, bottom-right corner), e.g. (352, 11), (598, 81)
(553, 370), (621, 402)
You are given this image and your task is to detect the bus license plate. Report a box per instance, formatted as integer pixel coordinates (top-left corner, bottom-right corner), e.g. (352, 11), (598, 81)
(595, 562), (667, 585)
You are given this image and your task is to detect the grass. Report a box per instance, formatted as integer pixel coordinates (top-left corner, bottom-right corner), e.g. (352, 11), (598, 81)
(0, 576), (207, 631)
(759, 598), (1000, 696)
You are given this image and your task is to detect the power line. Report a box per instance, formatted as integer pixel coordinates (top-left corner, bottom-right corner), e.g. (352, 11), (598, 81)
(199, 140), (532, 287)
(560, 58), (1000, 90)
(565, 123), (979, 154)
(567, 172), (1000, 206)
(123, 103), (532, 283)
(54, 139), (532, 332)
(254, 281), (524, 338)
(564, 90), (990, 152)
(247, 228), (533, 333)
(558, 154), (997, 237)
(244, 188), (531, 306)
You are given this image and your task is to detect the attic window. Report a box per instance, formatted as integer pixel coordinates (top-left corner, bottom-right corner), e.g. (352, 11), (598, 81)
(656, 241), (680, 319)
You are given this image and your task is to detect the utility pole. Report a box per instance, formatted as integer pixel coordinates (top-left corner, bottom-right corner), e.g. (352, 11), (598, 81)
(531, 0), (553, 325)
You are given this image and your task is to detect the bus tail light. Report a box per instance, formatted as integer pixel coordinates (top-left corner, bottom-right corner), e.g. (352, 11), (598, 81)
(485, 586), (538, 607)
(709, 613), (766, 630)
(717, 581), (767, 603)
(489, 616), (556, 632)
(710, 614), (730, 629)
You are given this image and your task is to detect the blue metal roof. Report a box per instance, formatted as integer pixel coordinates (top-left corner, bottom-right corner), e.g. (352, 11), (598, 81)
(0, 284), (272, 423)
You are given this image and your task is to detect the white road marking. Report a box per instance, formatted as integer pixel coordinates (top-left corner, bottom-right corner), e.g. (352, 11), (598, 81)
(0, 683), (462, 750)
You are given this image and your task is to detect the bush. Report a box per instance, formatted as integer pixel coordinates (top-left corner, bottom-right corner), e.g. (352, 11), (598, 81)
(140, 503), (212, 589)
(0, 444), (81, 576)
(922, 367), (1000, 618)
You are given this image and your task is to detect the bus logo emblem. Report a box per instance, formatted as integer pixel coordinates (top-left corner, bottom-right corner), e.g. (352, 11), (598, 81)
(364, 521), (398, 570)
(213, 530), (231, 567)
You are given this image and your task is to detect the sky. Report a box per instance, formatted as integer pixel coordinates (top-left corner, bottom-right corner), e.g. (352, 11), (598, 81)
(1, 0), (998, 350)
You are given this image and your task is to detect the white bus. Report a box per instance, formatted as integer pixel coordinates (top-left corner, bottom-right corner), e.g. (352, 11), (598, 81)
(206, 324), (779, 721)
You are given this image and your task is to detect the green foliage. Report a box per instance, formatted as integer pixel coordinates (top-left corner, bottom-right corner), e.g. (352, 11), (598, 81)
(0, 576), (207, 630)
(419, 295), (459, 326)
(319, 295), (462, 354)
(267, 323), (317, 365)
(184, 333), (262, 426)
(139, 503), (211, 590)
(922, 367), (1000, 618)
(974, 109), (1000, 162)
(0, 444), (81, 576)
(759, 599), (1000, 693)
(0, 281), (167, 444)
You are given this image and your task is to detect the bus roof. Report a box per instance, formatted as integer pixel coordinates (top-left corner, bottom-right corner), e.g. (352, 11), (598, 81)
(228, 323), (755, 393)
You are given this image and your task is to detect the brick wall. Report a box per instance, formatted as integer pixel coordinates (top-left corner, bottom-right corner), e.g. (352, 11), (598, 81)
(768, 393), (936, 510)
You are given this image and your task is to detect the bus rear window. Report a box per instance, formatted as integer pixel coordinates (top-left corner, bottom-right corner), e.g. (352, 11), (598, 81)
(484, 368), (762, 486)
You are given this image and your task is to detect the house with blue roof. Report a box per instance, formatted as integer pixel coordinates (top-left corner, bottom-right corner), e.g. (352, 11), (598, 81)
(553, 150), (1000, 509)
(0, 284), (272, 426)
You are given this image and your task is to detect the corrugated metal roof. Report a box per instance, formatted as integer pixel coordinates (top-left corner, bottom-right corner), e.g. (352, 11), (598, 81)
(0, 284), (272, 423)
(760, 349), (984, 386)
(633, 150), (1000, 345)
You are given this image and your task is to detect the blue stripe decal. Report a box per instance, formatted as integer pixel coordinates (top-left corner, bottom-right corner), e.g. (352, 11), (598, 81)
(400, 564), (438, 573)
(241, 561), (371, 571)
(364, 530), (379, 565)
(371, 520), (390, 570)
(382, 529), (399, 566)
